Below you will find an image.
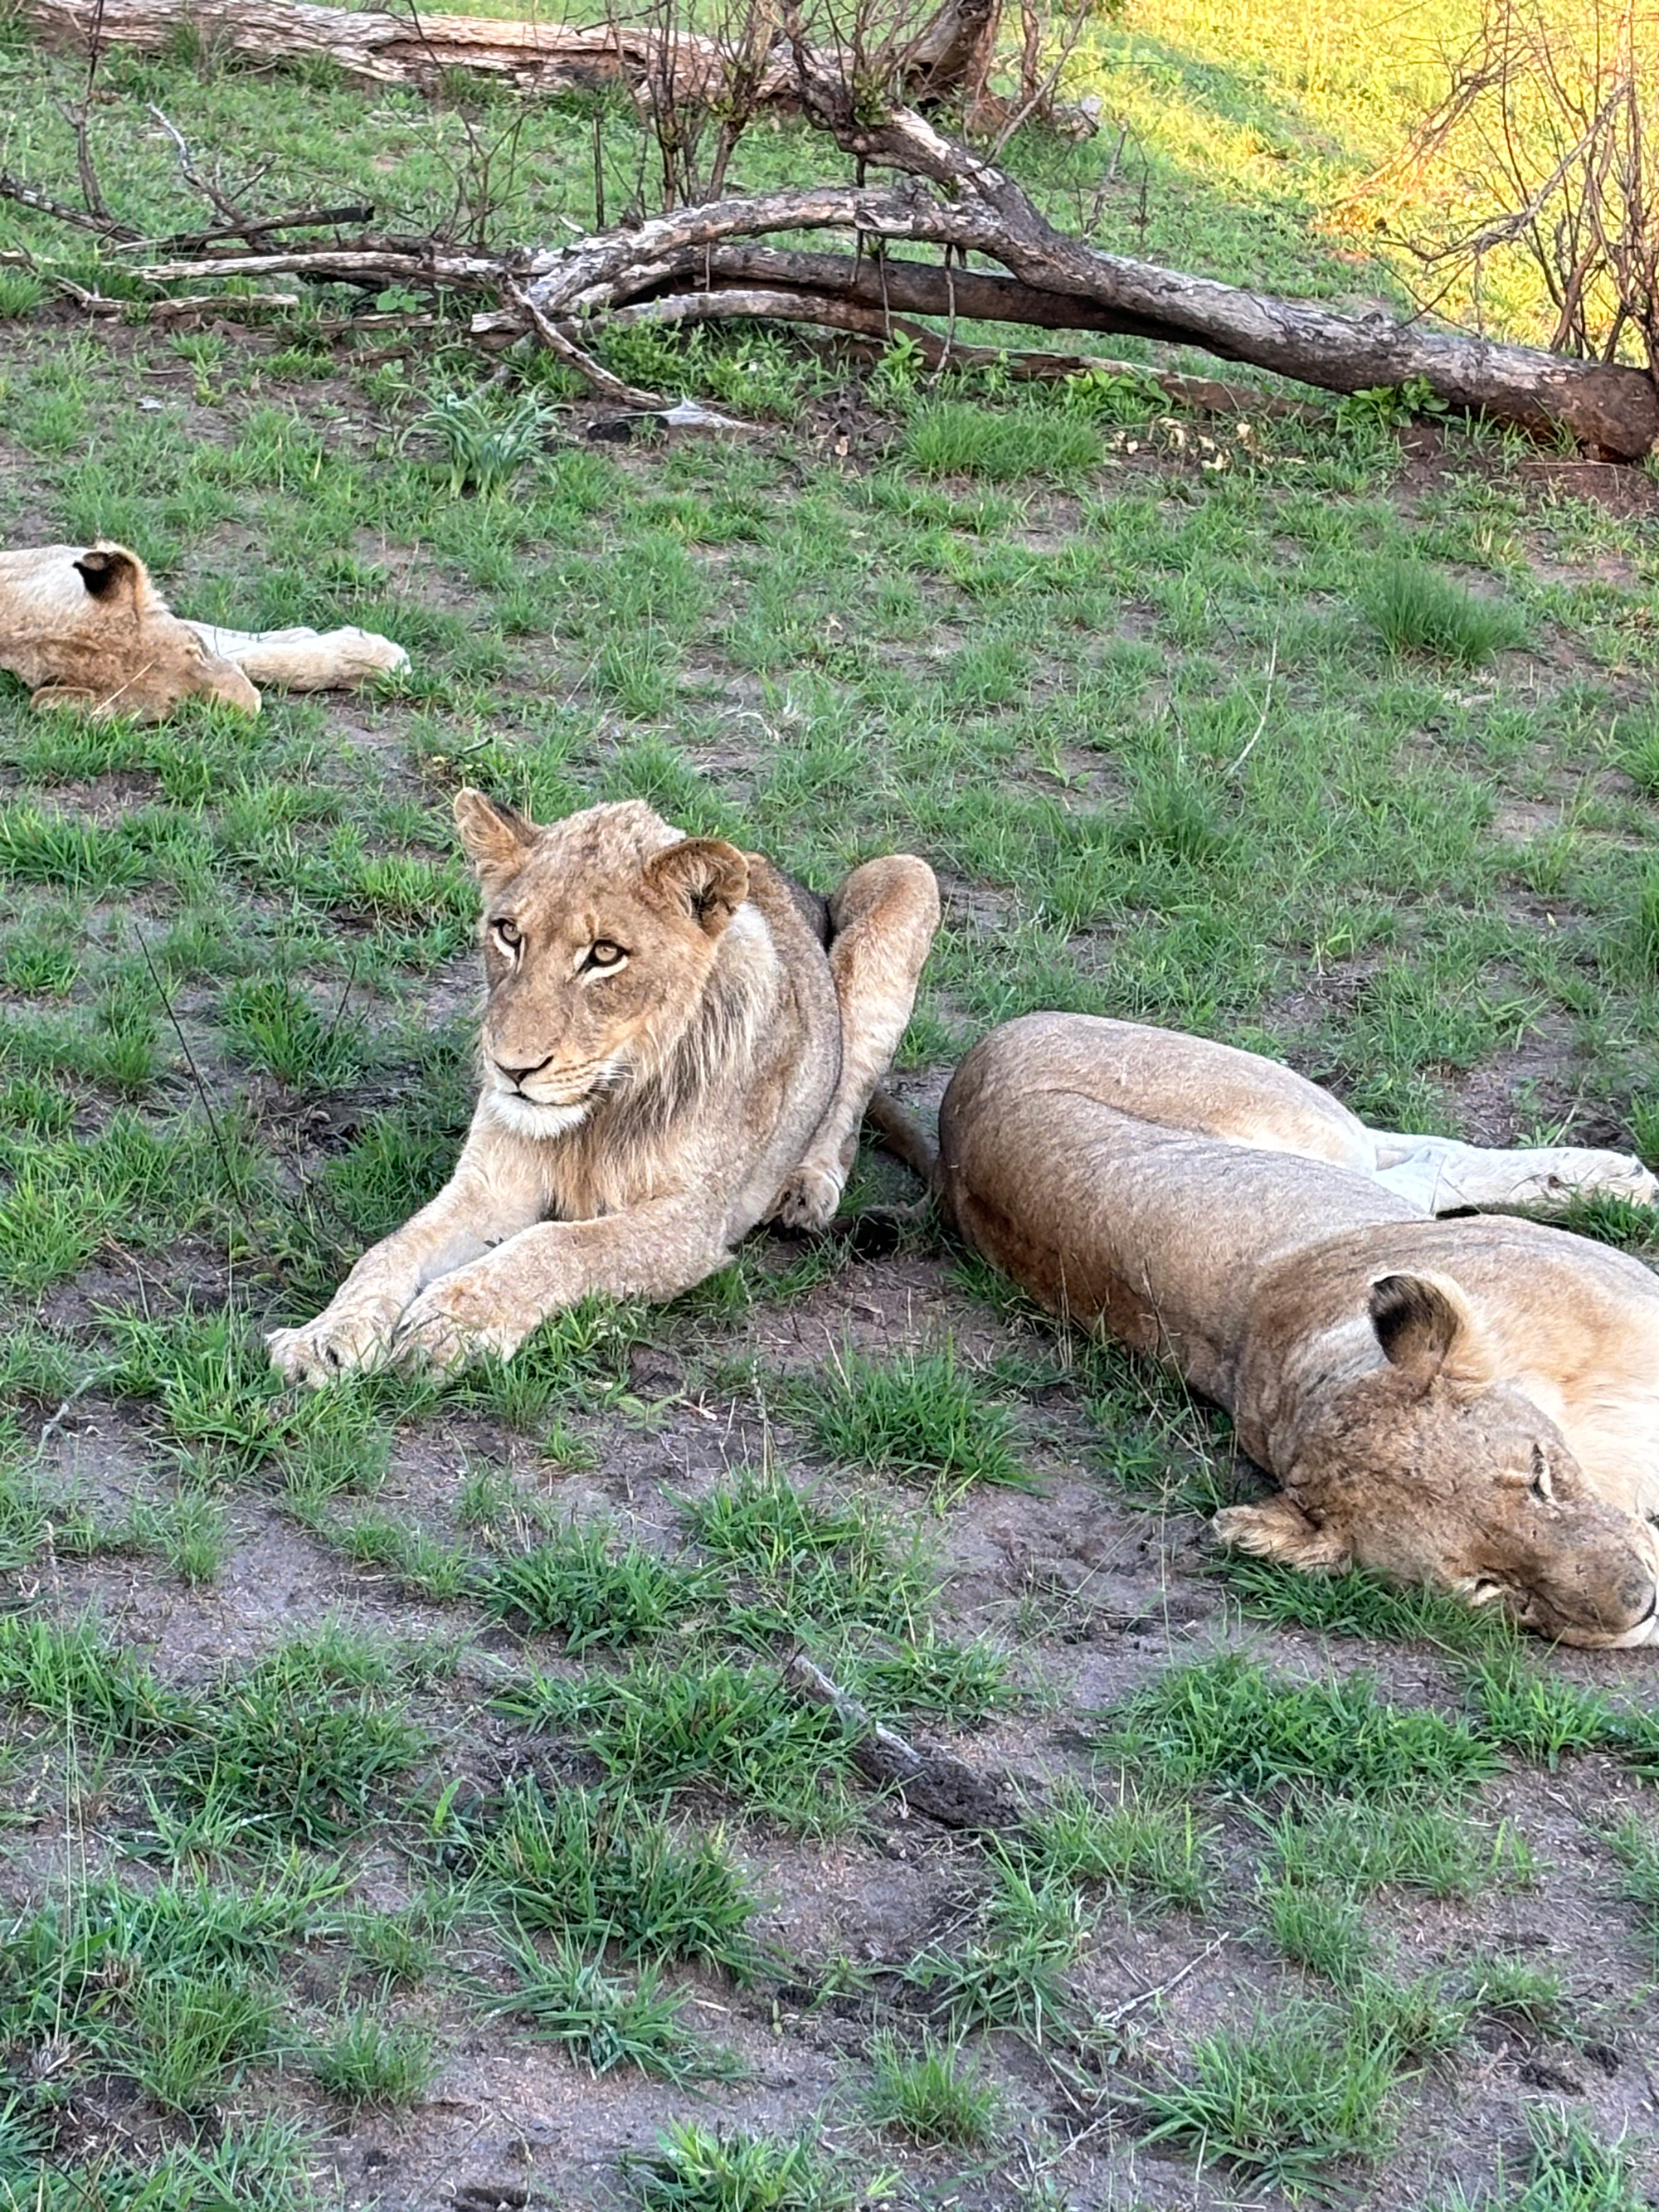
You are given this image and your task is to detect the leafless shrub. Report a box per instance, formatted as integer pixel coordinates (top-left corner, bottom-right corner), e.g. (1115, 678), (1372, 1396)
(1348, 0), (1657, 372)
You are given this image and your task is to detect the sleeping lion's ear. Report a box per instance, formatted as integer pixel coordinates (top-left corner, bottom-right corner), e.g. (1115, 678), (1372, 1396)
(73, 544), (145, 605)
(1369, 1271), (1491, 1392)
(1213, 1496), (1352, 1573)
(453, 787), (537, 878)
(645, 838), (749, 937)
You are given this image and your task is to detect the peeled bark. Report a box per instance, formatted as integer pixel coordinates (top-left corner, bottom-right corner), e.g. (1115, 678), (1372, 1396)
(22, 0), (995, 102)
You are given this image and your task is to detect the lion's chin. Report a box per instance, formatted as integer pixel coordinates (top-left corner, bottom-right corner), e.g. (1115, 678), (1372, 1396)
(484, 1089), (591, 1140)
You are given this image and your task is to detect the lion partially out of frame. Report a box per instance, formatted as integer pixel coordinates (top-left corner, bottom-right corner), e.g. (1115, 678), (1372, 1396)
(0, 542), (407, 720)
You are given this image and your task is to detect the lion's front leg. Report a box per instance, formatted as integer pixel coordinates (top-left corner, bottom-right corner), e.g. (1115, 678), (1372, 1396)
(392, 1198), (732, 1371)
(270, 1126), (547, 1385)
(775, 855), (941, 1231)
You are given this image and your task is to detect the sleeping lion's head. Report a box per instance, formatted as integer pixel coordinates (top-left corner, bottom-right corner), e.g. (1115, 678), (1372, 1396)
(1217, 1272), (1659, 1648)
(453, 789), (752, 1140)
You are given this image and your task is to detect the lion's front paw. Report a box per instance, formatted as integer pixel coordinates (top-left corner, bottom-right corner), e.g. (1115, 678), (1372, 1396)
(391, 1272), (534, 1373)
(268, 1296), (405, 1386)
(774, 1161), (844, 1233)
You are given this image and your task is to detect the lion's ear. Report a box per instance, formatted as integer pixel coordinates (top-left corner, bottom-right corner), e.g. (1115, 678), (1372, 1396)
(454, 787), (538, 878)
(1213, 1496), (1352, 1573)
(1370, 1271), (1491, 1392)
(73, 544), (146, 606)
(645, 838), (749, 937)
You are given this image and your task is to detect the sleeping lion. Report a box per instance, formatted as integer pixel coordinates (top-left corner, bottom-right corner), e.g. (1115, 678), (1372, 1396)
(270, 790), (939, 1380)
(925, 1014), (1659, 1649)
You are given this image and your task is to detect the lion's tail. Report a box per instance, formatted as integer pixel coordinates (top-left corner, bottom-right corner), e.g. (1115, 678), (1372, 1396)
(865, 1087), (950, 1221)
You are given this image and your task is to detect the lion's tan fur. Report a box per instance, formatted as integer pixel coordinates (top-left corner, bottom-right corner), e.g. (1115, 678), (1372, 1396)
(0, 542), (407, 721)
(938, 1013), (1659, 1647)
(270, 792), (938, 1381)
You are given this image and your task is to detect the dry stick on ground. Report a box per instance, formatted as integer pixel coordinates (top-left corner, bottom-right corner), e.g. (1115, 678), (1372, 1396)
(782, 1651), (1024, 1831)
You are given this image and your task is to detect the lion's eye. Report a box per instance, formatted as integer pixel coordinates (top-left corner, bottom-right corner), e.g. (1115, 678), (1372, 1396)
(584, 941), (625, 971)
(492, 917), (521, 951)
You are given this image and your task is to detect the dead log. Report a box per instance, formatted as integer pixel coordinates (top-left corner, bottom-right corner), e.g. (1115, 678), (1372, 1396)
(24, 0), (768, 98)
(22, 0), (995, 104)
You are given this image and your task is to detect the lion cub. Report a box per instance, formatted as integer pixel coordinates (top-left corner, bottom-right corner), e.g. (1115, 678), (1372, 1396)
(270, 792), (939, 1381)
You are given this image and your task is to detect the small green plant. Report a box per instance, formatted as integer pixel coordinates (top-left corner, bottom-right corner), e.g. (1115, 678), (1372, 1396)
(1019, 1779), (1214, 1912)
(1138, 1999), (1400, 2191)
(906, 1860), (1091, 2040)
(488, 1936), (739, 2084)
(172, 1630), (426, 1845)
(458, 1781), (759, 1973)
(903, 401), (1103, 483)
(416, 387), (550, 496)
(311, 2005), (439, 2107)
(864, 2034), (1000, 2146)
(685, 1463), (933, 1636)
(1608, 1817), (1659, 1965)
(1258, 1877), (1374, 1984)
(484, 1520), (705, 1648)
(499, 1654), (857, 1835)
(1465, 1952), (1569, 2033)
(221, 975), (367, 1092)
(1334, 376), (1449, 431)
(1099, 1653), (1499, 1805)
(627, 2119), (892, 2212)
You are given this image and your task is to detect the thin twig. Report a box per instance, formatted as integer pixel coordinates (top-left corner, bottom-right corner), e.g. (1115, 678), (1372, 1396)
(1226, 635), (1277, 776)
(132, 923), (256, 1250)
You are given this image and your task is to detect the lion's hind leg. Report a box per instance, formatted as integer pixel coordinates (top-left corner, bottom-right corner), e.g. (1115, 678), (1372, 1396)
(773, 856), (941, 1231)
(1371, 1132), (1659, 1214)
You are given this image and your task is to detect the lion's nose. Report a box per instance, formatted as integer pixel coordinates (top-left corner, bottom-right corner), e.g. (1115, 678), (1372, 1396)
(494, 1053), (552, 1087)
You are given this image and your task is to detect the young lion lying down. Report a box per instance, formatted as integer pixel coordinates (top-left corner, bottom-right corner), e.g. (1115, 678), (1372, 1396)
(270, 792), (939, 1382)
(932, 1014), (1659, 1648)
(0, 542), (408, 721)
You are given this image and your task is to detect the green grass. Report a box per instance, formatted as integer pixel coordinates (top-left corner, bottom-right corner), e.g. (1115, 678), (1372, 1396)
(627, 2121), (893, 2211)
(1360, 562), (1525, 667)
(863, 2034), (1000, 2146)
(488, 1936), (741, 2084)
(310, 2005), (440, 2107)
(172, 1629), (427, 1845)
(1017, 1778), (1215, 1912)
(455, 1780), (761, 1974)
(684, 1464), (934, 1637)
(796, 1346), (1031, 1494)
(1138, 2000), (1402, 2191)
(1098, 1654), (1501, 1804)
(499, 1653), (860, 1835)
(903, 401), (1105, 483)
(905, 1860), (1092, 2041)
(484, 1520), (709, 1647)
(1, 12), (1657, 2200)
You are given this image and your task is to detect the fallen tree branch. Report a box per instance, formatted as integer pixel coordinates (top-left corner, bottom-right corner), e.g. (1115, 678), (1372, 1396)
(505, 278), (665, 411)
(8, 6), (1657, 454)
(783, 1650), (1022, 1831)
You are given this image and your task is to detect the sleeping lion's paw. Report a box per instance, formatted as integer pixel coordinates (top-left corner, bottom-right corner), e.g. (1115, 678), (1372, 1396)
(268, 1296), (405, 1386)
(392, 1271), (533, 1372)
(774, 1161), (844, 1233)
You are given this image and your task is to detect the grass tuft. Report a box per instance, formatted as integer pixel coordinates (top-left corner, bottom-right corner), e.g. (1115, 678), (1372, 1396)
(798, 1346), (1031, 1493)
(864, 2033), (1000, 2146)
(1100, 1654), (1499, 1804)
(489, 1936), (741, 2084)
(1360, 561), (1524, 665)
